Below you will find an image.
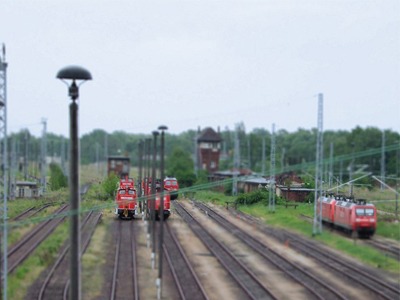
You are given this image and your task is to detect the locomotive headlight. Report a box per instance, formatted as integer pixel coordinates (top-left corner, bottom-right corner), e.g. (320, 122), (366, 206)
(356, 218), (362, 222)
(369, 219), (375, 222)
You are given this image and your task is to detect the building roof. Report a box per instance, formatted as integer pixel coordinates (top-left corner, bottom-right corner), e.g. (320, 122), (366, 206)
(197, 127), (222, 142)
(16, 181), (38, 187)
(107, 156), (130, 161)
(276, 185), (314, 192)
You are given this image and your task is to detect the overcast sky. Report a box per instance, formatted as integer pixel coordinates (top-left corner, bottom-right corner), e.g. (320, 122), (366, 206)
(1, 0), (399, 137)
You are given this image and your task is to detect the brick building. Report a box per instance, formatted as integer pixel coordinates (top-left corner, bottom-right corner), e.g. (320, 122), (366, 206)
(196, 127), (222, 174)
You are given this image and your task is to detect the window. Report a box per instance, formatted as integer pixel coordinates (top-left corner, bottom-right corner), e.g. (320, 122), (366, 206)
(365, 209), (374, 216)
(355, 208), (365, 216)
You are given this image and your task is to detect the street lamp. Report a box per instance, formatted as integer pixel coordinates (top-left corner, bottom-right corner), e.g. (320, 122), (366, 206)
(157, 125), (167, 299)
(145, 137), (152, 248)
(151, 130), (159, 270)
(56, 65), (92, 300)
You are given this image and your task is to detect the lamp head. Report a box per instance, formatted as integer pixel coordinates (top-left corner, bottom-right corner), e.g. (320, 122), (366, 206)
(158, 125), (168, 131)
(57, 65), (92, 81)
(57, 65), (92, 101)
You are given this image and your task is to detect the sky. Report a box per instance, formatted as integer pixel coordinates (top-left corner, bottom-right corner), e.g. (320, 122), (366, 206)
(1, 0), (399, 137)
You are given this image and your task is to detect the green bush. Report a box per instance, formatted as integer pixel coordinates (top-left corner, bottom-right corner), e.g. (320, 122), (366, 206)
(236, 189), (269, 205)
(49, 163), (68, 191)
(102, 173), (119, 199)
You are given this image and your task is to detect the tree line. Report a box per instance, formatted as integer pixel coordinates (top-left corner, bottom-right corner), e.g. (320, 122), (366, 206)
(8, 125), (400, 188)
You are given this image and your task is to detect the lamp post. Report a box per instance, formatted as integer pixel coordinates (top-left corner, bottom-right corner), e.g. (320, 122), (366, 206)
(151, 131), (159, 270)
(157, 125), (167, 299)
(138, 140), (144, 218)
(145, 137), (152, 248)
(56, 65), (92, 300)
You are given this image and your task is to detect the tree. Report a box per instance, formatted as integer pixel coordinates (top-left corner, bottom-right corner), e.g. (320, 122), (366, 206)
(166, 147), (196, 187)
(102, 173), (119, 198)
(49, 163), (68, 191)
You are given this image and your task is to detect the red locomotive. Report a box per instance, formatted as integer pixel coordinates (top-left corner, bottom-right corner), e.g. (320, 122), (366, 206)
(143, 178), (171, 220)
(153, 192), (171, 220)
(115, 177), (138, 219)
(164, 177), (179, 200)
(318, 195), (377, 238)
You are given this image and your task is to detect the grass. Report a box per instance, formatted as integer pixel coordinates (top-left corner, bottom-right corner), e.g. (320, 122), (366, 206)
(82, 218), (109, 299)
(7, 218), (69, 300)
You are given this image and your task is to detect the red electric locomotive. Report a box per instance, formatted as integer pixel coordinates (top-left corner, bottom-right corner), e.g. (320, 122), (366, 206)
(164, 177), (179, 200)
(115, 177), (138, 219)
(318, 195), (377, 238)
(334, 198), (377, 238)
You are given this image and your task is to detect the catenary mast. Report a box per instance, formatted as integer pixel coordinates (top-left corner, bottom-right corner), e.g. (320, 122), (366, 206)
(0, 42), (8, 300)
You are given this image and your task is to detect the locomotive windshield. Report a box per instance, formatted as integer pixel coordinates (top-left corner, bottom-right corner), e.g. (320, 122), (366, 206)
(365, 208), (374, 216)
(355, 208), (365, 216)
(356, 208), (375, 216)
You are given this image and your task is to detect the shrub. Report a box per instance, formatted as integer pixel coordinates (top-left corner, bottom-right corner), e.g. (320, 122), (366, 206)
(49, 163), (68, 191)
(236, 189), (269, 205)
(102, 173), (119, 199)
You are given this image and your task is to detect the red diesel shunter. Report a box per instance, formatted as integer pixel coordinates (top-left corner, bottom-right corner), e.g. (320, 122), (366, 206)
(115, 177), (138, 219)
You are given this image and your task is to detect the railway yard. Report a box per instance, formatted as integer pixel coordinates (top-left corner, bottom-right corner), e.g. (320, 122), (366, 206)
(5, 193), (400, 300)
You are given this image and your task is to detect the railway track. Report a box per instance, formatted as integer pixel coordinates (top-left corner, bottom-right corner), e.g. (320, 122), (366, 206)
(174, 201), (277, 300)
(193, 201), (348, 300)
(162, 221), (209, 300)
(25, 210), (102, 300)
(5, 204), (69, 274)
(224, 204), (400, 300)
(11, 203), (53, 222)
(299, 213), (400, 261)
(364, 238), (400, 260)
(109, 220), (139, 300)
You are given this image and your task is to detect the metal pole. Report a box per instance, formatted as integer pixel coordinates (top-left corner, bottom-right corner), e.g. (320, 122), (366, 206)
(69, 82), (81, 300)
(157, 126), (167, 299)
(146, 138), (152, 248)
(349, 142), (355, 197)
(56, 65), (91, 300)
(138, 140), (143, 217)
(313, 93), (323, 236)
(269, 123), (276, 213)
(151, 131), (159, 270)
(41, 119), (47, 193)
(0, 42), (8, 300)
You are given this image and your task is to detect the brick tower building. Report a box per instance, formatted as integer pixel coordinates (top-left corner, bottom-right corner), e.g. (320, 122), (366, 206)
(196, 127), (222, 174)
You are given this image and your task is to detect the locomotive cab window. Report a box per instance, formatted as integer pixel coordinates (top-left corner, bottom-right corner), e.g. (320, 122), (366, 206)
(365, 209), (374, 216)
(119, 190), (126, 195)
(356, 208), (365, 216)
